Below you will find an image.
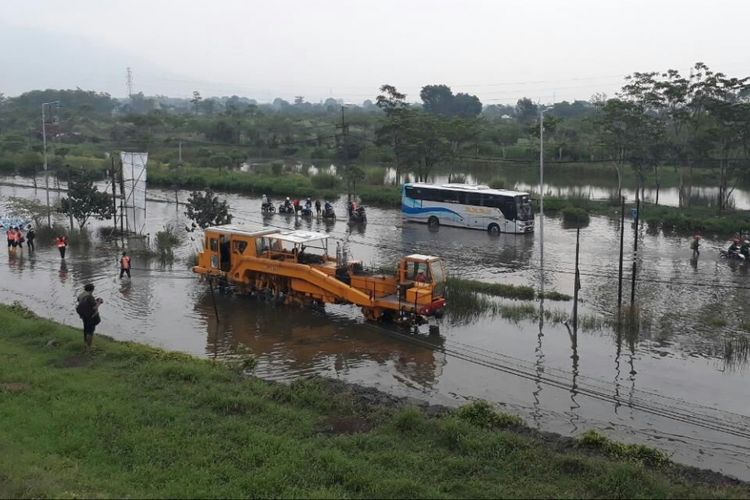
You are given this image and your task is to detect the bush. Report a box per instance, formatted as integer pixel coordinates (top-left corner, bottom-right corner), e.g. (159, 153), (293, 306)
(154, 224), (184, 260)
(311, 172), (339, 189)
(456, 400), (524, 429)
(561, 206), (590, 227)
(489, 177), (506, 189)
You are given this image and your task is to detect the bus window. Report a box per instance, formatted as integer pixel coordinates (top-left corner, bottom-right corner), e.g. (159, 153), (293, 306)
(465, 193), (481, 206)
(516, 196), (533, 220)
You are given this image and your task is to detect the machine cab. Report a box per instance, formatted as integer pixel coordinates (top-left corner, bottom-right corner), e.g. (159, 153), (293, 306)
(399, 254), (447, 302)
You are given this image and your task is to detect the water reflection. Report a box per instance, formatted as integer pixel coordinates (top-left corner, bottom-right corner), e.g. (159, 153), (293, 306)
(196, 295), (446, 388)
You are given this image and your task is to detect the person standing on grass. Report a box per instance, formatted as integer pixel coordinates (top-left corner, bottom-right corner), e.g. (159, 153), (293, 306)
(76, 283), (103, 349)
(119, 251), (131, 278)
(25, 226), (35, 253)
(56, 234), (68, 259)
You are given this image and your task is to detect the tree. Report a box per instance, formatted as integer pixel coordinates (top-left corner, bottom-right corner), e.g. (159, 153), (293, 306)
(515, 98), (538, 124)
(185, 189), (233, 229)
(59, 176), (114, 229)
(376, 84), (412, 184)
(191, 91), (203, 114)
(452, 93), (482, 117)
(420, 84), (454, 116)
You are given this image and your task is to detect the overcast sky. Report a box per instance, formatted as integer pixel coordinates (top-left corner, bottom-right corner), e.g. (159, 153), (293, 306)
(1, 0), (749, 104)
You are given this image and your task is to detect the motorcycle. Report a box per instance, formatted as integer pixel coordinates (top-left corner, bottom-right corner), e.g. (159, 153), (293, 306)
(322, 206), (336, 220)
(261, 202), (276, 214)
(301, 206), (313, 217)
(348, 205), (367, 223)
(278, 203), (295, 215)
(720, 249), (746, 261)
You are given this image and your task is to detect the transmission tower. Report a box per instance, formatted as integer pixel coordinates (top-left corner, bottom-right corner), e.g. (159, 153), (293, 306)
(126, 67), (134, 97)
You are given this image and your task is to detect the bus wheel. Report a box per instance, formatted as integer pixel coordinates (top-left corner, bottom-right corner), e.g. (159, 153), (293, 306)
(428, 216), (439, 228)
(488, 223), (500, 235)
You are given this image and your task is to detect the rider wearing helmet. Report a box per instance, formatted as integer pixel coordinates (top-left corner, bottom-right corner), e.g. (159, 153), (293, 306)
(284, 196), (292, 210)
(305, 197), (312, 209)
(728, 238), (741, 255)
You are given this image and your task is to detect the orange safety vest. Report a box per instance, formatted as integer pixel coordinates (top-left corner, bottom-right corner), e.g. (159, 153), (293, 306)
(120, 256), (131, 269)
(13, 231), (22, 243)
(56, 237), (66, 248)
(6, 230), (11, 240)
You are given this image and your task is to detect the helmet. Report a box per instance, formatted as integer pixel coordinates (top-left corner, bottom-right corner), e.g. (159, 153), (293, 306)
(286, 197), (290, 201)
(307, 197), (311, 202)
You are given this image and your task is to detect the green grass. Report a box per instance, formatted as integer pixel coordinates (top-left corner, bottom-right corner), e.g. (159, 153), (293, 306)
(0, 303), (748, 498)
(448, 278), (571, 302)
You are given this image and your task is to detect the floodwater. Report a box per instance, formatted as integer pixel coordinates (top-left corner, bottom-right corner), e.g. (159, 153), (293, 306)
(1, 177), (749, 480)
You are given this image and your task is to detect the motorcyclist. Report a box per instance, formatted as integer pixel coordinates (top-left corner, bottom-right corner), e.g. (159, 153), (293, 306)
(728, 238), (741, 255)
(261, 194), (269, 208)
(305, 197), (312, 209)
(741, 240), (750, 258)
(324, 200), (333, 213)
(284, 197), (292, 210)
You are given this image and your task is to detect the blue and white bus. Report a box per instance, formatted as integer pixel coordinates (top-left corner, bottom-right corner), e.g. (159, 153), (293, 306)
(401, 183), (534, 234)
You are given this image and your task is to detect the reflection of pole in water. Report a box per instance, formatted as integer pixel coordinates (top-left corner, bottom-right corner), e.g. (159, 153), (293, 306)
(613, 323), (623, 414)
(627, 332), (637, 408)
(531, 324), (545, 429)
(568, 322), (580, 432)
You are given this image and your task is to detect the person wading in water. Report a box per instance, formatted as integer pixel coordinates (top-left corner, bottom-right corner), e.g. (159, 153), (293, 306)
(119, 251), (131, 278)
(76, 283), (103, 349)
(56, 235), (68, 259)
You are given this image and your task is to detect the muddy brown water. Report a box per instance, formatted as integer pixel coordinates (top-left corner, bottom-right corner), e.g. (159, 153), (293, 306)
(1, 177), (749, 480)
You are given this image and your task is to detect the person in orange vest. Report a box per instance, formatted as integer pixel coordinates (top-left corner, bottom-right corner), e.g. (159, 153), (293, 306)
(56, 235), (68, 259)
(13, 227), (23, 253)
(119, 251), (131, 278)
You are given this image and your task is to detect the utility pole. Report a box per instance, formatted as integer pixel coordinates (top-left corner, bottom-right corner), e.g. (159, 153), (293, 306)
(630, 186), (641, 307)
(337, 105), (350, 201)
(178, 140), (183, 164)
(126, 67), (134, 97)
(110, 155), (118, 231)
(41, 101), (58, 228)
(573, 224), (581, 335)
(617, 195), (626, 309)
(539, 108), (546, 274)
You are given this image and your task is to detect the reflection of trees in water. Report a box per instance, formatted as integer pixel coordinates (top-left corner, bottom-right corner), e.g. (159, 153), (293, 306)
(196, 295), (445, 387)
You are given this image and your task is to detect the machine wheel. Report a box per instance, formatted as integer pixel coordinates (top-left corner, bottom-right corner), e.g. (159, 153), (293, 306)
(488, 223), (500, 235)
(427, 216), (439, 228)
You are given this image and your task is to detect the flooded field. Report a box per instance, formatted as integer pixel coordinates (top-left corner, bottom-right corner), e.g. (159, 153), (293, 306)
(1, 177), (749, 480)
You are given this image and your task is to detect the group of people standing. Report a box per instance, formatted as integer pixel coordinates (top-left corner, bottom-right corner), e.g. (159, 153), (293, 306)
(4, 225), (35, 254)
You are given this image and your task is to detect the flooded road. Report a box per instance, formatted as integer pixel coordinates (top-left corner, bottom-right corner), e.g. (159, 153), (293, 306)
(1, 178), (749, 480)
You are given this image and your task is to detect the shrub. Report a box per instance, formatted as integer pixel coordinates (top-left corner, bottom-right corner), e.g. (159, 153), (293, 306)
(489, 177), (506, 189)
(456, 400), (524, 429)
(311, 173), (339, 189)
(561, 206), (590, 227)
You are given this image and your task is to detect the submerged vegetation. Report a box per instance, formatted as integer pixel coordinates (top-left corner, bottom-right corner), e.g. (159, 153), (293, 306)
(1, 303), (747, 498)
(447, 277), (571, 302)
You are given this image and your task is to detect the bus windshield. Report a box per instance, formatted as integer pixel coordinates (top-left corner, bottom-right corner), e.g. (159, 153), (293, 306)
(516, 196), (533, 221)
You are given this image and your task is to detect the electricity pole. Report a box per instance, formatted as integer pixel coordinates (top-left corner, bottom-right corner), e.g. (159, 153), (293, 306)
(41, 101), (58, 228)
(539, 107), (547, 273)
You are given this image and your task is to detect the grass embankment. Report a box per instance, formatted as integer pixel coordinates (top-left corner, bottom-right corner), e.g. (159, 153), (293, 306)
(1, 303), (747, 498)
